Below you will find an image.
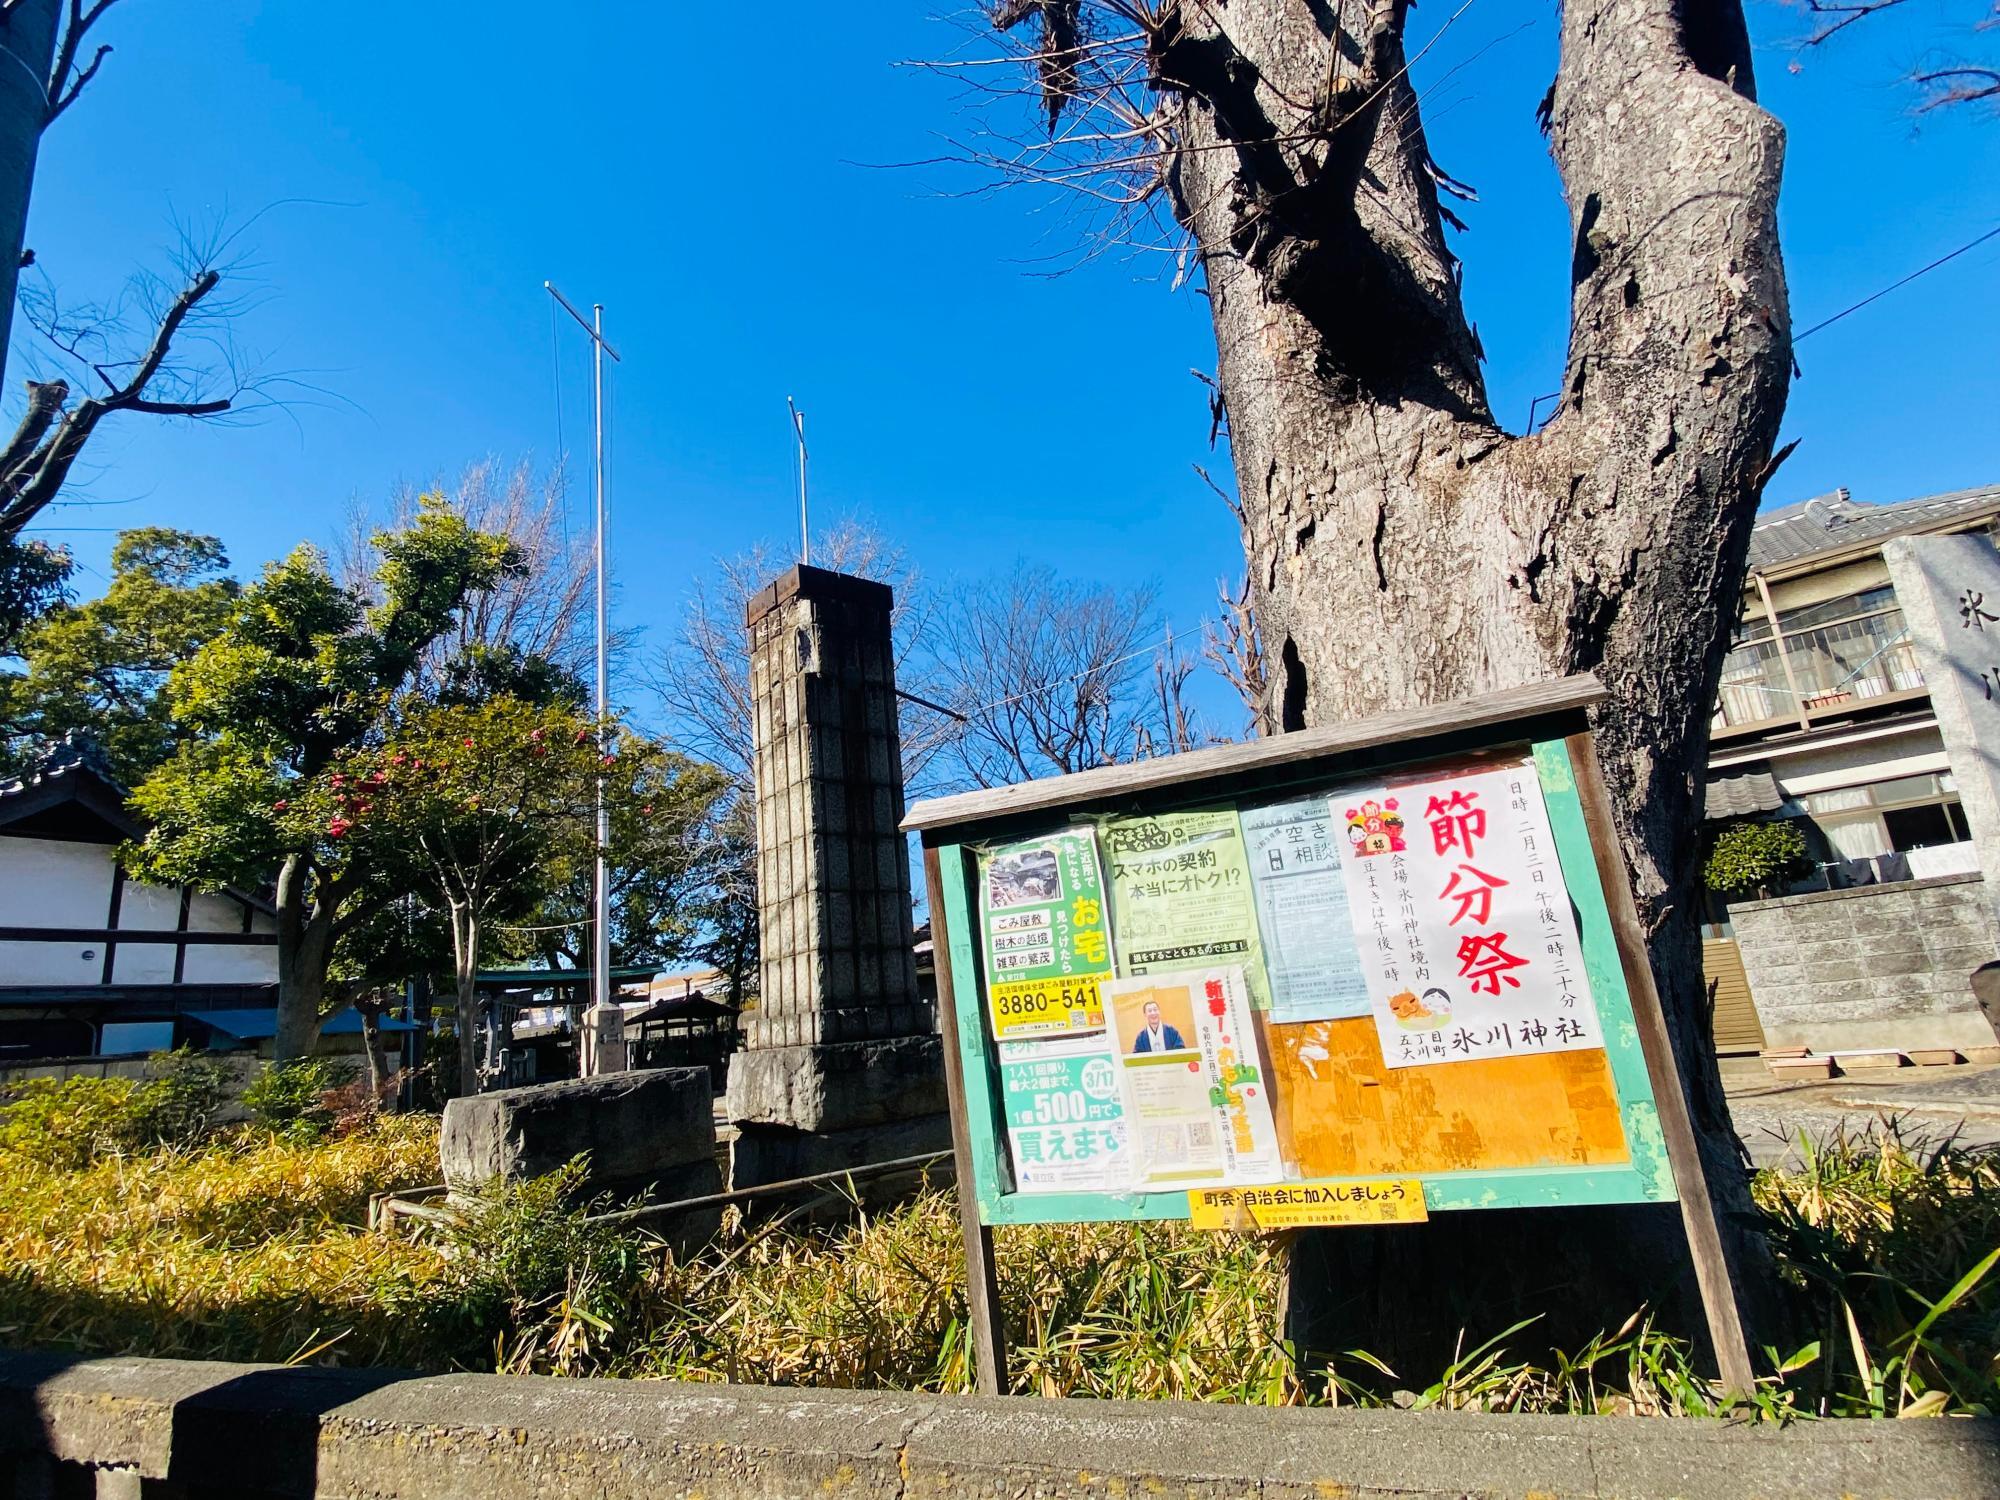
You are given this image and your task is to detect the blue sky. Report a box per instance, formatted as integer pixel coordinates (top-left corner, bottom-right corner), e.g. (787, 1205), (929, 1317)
(14, 2), (1998, 731)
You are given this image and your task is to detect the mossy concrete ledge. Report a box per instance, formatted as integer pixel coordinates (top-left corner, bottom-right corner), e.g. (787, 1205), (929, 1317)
(4, 1351), (1999, 1500)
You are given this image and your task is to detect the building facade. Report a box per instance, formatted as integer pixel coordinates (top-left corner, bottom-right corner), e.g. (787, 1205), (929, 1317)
(0, 738), (281, 1062)
(1701, 484), (2000, 1062)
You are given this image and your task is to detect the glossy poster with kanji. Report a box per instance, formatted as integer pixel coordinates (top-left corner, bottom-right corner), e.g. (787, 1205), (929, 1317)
(1336, 761), (1603, 1068)
(999, 1033), (1132, 1193)
(979, 827), (1115, 1041)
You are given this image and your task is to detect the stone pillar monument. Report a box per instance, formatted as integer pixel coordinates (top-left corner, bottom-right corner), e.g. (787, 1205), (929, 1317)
(1885, 532), (2000, 946)
(727, 565), (948, 1188)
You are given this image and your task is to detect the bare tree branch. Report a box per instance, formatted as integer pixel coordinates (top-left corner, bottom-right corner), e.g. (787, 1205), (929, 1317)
(1914, 64), (2000, 108)
(44, 0), (123, 125)
(0, 266), (231, 542)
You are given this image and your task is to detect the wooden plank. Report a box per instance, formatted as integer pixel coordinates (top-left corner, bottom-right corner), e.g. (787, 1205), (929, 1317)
(924, 845), (1007, 1397)
(1563, 731), (1759, 1400)
(904, 674), (1607, 835)
(1702, 939), (1766, 1056)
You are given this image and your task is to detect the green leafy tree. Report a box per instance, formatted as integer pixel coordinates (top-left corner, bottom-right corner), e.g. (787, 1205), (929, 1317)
(0, 537), (72, 658)
(126, 501), (524, 1062)
(693, 793), (758, 1005)
(1, 528), (238, 782)
(499, 746), (731, 973)
(315, 697), (664, 1096)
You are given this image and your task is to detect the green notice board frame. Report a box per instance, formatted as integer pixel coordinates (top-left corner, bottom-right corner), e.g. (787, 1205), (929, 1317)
(903, 675), (1755, 1398)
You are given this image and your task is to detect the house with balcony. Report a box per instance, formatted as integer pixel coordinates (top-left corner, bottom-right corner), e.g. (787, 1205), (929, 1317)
(1700, 484), (2000, 1068)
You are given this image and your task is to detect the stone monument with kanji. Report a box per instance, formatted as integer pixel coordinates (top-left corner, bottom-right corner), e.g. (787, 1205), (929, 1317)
(727, 565), (947, 1188)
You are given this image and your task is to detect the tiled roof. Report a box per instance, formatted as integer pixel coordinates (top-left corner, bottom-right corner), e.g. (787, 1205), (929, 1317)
(0, 730), (123, 800)
(1747, 484), (2000, 571)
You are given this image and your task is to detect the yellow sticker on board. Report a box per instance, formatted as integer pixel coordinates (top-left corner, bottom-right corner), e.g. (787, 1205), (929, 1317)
(1188, 1179), (1428, 1230)
(987, 974), (1106, 1039)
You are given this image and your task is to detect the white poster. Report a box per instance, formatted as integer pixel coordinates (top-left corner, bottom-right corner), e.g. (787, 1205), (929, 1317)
(1240, 795), (1370, 1022)
(1105, 965), (1282, 1189)
(1336, 761), (1603, 1068)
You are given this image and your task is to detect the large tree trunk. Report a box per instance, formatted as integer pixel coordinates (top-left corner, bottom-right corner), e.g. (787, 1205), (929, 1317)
(1148, 0), (1790, 1366)
(271, 853), (333, 1063)
(0, 0), (58, 381)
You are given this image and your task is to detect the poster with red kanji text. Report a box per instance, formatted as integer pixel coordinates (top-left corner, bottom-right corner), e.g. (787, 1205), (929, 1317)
(1335, 760), (1603, 1068)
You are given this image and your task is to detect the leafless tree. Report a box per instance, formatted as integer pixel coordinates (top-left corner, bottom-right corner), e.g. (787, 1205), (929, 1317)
(1203, 573), (1274, 739)
(966, 0), (1792, 1360)
(2, 241), (259, 546)
(0, 1), (130, 376)
(336, 459), (600, 696)
(1792, 1), (1999, 113)
(649, 516), (954, 796)
(923, 563), (1201, 787)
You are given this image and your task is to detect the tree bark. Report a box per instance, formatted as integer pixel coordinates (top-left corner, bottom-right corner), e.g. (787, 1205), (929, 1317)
(449, 902), (481, 1099)
(271, 852), (332, 1063)
(0, 0), (60, 381)
(355, 995), (391, 1100)
(1149, 0), (1789, 1365)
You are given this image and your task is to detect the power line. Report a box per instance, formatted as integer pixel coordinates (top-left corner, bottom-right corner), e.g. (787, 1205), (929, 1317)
(1795, 223), (2000, 344)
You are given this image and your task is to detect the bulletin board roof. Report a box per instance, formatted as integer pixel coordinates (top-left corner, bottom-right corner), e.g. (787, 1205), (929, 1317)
(902, 673), (1606, 836)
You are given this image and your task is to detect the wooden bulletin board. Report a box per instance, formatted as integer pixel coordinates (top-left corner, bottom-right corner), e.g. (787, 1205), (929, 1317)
(903, 675), (1753, 1398)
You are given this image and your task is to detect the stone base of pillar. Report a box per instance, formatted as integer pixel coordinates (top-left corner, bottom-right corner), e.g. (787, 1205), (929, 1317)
(726, 1034), (946, 1133)
(728, 1112), (953, 1200)
(726, 1034), (951, 1201)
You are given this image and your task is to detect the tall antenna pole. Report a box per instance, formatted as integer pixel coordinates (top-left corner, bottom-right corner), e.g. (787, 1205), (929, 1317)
(545, 282), (623, 1070)
(591, 302), (610, 1029)
(788, 396), (809, 565)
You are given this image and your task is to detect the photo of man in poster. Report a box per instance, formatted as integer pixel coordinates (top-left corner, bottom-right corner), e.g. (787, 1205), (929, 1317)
(1115, 985), (1196, 1056)
(1132, 1000), (1184, 1053)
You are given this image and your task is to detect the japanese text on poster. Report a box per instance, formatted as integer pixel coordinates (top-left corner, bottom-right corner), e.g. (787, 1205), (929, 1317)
(1104, 809), (1270, 1011)
(1188, 1179), (1429, 1230)
(979, 827), (1115, 1041)
(1000, 1034), (1132, 1193)
(1337, 761), (1603, 1067)
(1240, 796), (1370, 1023)
(1106, 966), (1281, 1189)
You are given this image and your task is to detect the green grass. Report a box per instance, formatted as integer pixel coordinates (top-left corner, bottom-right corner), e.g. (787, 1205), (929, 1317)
(3, 1088), (1996, 1416)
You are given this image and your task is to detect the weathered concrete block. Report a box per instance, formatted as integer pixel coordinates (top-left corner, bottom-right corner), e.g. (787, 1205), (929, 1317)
(729, 1113), (952, 1196)
(727, 1035), (945, 1133)
(441, 1068), (717, 1201)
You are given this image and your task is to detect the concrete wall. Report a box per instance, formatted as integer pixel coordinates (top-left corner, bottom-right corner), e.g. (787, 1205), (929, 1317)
(1733, 873), (2000, 1056)
(2, 1352), (1996, 1500)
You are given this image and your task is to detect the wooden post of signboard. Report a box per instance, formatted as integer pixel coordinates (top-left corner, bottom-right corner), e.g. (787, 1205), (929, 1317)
(924, 846), (1007, 1397)
(1564, 730), (1759, 1400)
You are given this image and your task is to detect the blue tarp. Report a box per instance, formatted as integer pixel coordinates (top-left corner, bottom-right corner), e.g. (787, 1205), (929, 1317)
(184, 1007), (419, 1040)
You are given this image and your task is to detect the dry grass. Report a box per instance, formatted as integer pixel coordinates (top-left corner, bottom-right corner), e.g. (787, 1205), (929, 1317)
(3, 1097), (1996, 1418)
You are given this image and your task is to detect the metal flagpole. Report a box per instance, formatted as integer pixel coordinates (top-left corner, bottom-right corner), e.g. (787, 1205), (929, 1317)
(544, 281), (624, 1073)
(788, 396), (808, 565)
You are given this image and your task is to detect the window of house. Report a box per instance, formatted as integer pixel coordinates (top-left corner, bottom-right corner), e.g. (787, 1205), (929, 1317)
(1799, 773), (1969, 861)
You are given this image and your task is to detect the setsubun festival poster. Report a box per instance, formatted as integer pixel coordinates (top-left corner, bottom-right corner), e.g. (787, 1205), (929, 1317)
(1335, 760), (1604, 1068)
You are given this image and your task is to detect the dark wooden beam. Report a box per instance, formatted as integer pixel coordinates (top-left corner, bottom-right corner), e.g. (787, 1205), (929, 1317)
(0, 927), (276, 946)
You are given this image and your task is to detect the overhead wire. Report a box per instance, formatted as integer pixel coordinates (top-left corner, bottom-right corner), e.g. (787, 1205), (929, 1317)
(1795, 223), (2000, 344)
